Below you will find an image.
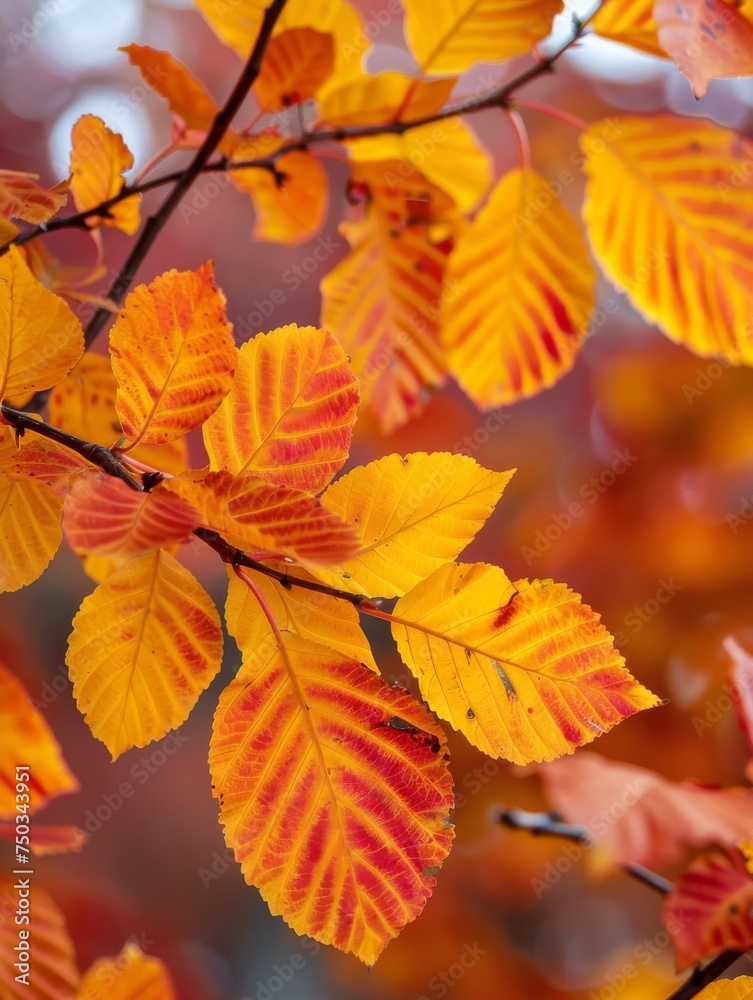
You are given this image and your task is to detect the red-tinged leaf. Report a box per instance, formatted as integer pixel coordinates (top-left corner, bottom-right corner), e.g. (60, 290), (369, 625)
(0, 821), (87, 855)
(203, 324), (359, 493)
(210, 632), (454, 964)
(229, 135), (328, 246)
(724, 637), (753, 755)
(655, 0), (753, 98)
(320, 210), (450, 433)
(0, 473), (63, 594)
(0, 170), (69, 224)
(49, 354), (186, 477)
(392, 567), (659, 764)
(66, 549), (223, 759)
(0, 877), (79, 1000)
(76, 941), (175, 1000)
(664, 847), (753, 970)
(69, 115), (140, 234)
(0, 663), (78, 817)
(539, 751), (753, 869)
(109, 262), (236, 448)
(225, 565), (378, 670)
(161, 470), (359, 567)
(0, 437), (89, 497)
(62, 470), (200, 559)
(254, 27), (334, 111)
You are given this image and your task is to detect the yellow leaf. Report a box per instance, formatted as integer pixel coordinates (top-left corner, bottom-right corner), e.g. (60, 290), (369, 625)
(0, 169), (69, 224)
(277, 0), (365, 82)
(0, 663), (79, 817)
(0, 877), (80, 1000)
(76, 942), (175, 1000)
(191, 0), (269, 56)
(254, 27), (334, 111)
(110, 261), (236, 448)
(591, 0), (664, 55)
(442, 167), (595, 406)
(580, 115), (753, 362)
(203, 323), (359, 493)
(211, 631), (454, 964)
(230, 135), (328, 245)
(347, 118), (492, 213)
(692, 979), (753, 1000)
(319, 72), (456, 127)
(314, 452), (513, 598)
(225, 566), (378, 670)
(0, 473), (62, 594)
(391, 565), (660, 764)
(66, 549), (223, 759)
(49, 354), (186, 476)
(0, 246), (84, 399)
(320, 210), (449, 432)
(402, 0), (565, 74)
(69, 115), (141, 234)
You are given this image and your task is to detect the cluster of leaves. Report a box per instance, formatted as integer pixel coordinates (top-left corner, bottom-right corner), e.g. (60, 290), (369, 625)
(1, 0), (753, 992)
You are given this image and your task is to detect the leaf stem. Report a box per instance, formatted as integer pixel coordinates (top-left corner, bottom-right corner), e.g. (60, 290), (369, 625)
(512, 98), (589, 132)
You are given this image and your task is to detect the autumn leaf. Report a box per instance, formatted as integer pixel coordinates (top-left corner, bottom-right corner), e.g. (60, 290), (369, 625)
(581, 115), (753, 362)
(320, 209), (450, 432)
(210, 630), (454, 965)
(0, 169), (69, 224)
(229, 135), (328, 245)
(442, 167), (595, 407)
(663, 846), (753, 971)
(109, 261), (236, 448)
(0, 821), (86, 856)
(539, 751), (753, 868)
(314, 453), (513, 598)
(0, 876), (80, 1000)
(0, 474), (63, 594)
(391, 567), (659, 764)
(692, 980), (753, 1000)
(0, 663), (79, 816)
(225, 565), (378, 670)
(275, 0), (365, 82)
(655, 0), (753, 97)
(49, 354), (186, 476)
(203, 323), (359, 493)
(66, 549), (223, 759)
(0, 247), (84, 399)
(254, 27), (334, 111)
(319, 72), (456, 127)
(402, 0), (565, 73)
(0, 436), (89, 497)
(76, 941), (175, 1000)
(725, 636), (753, 755)
(69, 115), (141, 234)
(592, 0), (665, 55)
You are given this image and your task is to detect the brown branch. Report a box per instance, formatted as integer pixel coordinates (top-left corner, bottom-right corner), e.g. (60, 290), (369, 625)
(499, 807), (751, 1000)
(2, 2), (601, 262)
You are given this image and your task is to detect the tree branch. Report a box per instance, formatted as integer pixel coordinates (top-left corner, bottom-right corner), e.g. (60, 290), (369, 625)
(1, 2), (601, 261)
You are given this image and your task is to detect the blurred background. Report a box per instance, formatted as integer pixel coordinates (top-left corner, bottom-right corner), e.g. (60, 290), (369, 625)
(2, 0), (753, 997)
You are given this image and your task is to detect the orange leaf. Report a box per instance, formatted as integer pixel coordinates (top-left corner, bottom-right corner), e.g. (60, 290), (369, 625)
(76, 941), (175, 1000)
(69, 115), (141, 235)
(320, 210), (449, 432)
(161, 470), (358, 566)
(66, 549), (223, 759)
(664, 847), (753, 971)
(392, 567), (659, 764)
(539, 751), (753, 868)
(225, 564), (378, 670)
(0, 821), (86, 856)
(49, 354), (186, 476)
(0, 170), (69, 224)
(63, 470), (199, 559)
(203, 323), (359, 493)
(319, 72), (455, 127)
(442, 168), (595, 407)
(689, 980), (753, 999)
(0, 474), (63, 594)
(210, 631), (454, 964)
(592, 0), (665, 54)
(0, 663), (78, 817)
(0, 876), (79, 1000)
(109, 262), (236, 448)
(0, 247), (84, 400)
(0, 437), (89, 497)
(580, 115), (753, 362)
(229, 135), (328, 246)
(254, 28), (334, 111)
